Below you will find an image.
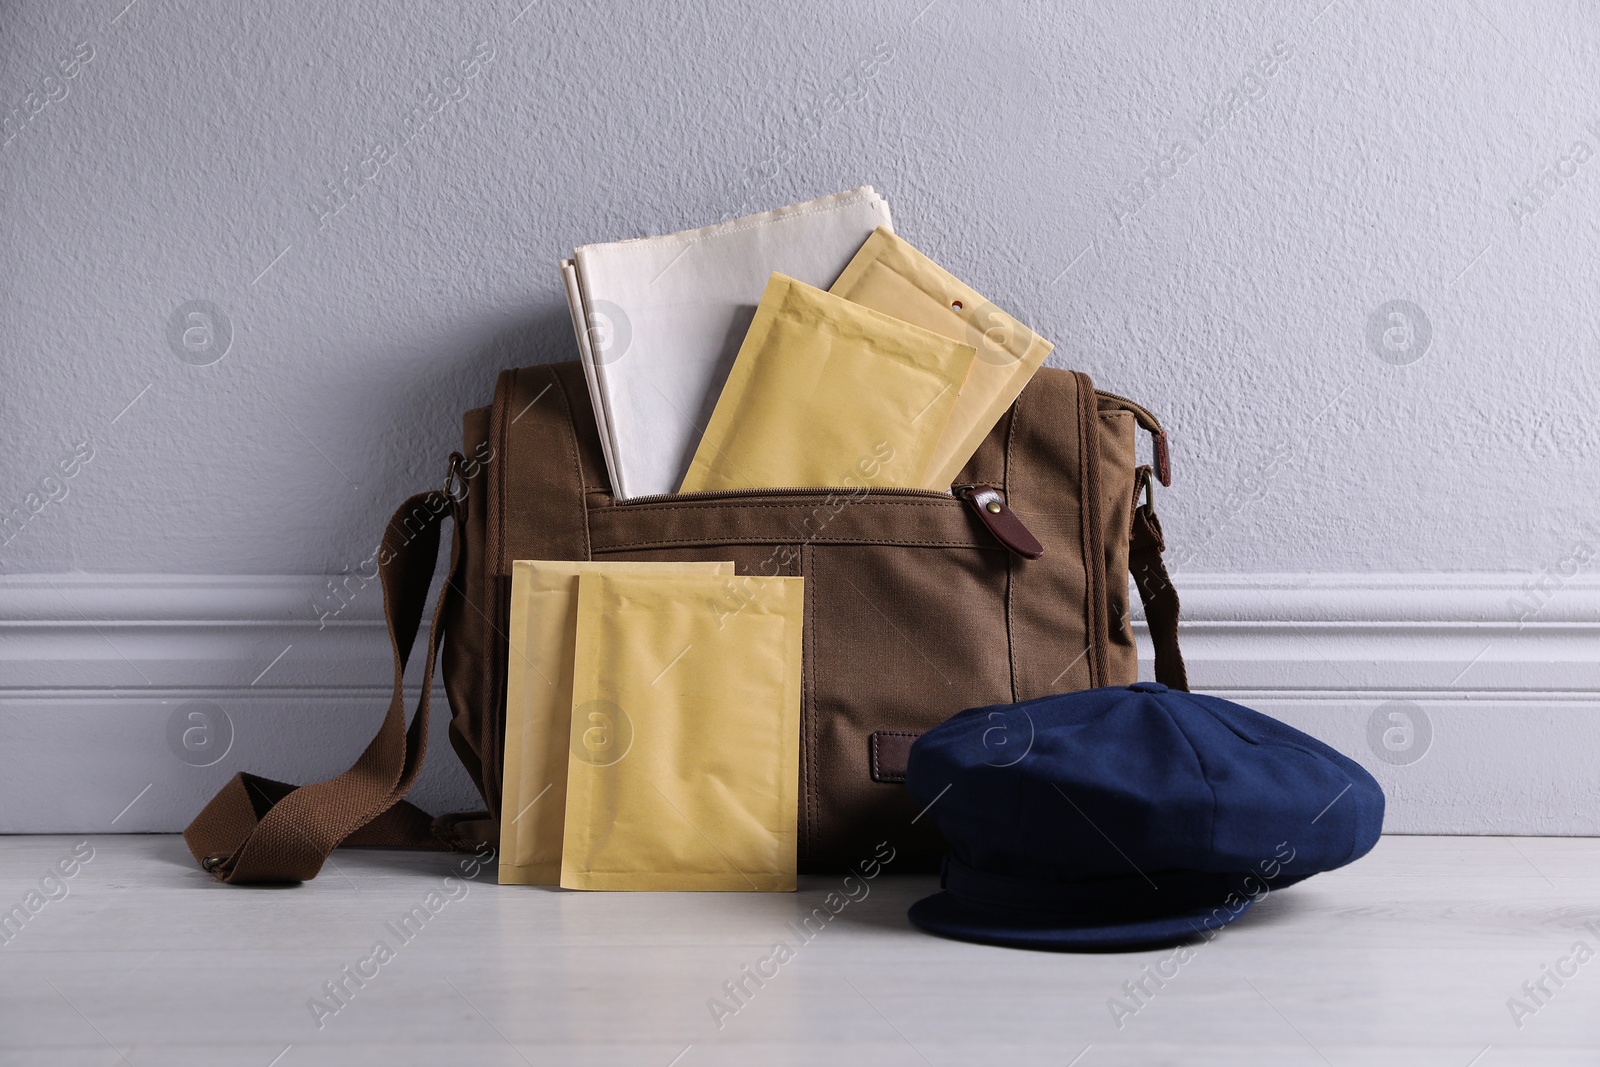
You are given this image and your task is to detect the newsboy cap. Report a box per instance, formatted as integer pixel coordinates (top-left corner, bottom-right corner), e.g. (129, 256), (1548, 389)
(905, 682), (1384, 951)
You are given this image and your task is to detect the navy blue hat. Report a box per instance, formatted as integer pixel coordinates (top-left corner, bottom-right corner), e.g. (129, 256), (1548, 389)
(905, 682), (1384, 951)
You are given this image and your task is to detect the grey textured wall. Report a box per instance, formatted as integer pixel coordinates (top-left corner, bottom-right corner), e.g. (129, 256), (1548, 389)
(3, 0), (1596, 575)
(4, 0), (1600, 834)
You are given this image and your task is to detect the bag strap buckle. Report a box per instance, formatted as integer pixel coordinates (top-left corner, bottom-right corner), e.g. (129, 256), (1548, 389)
(442, 451), (467, 502)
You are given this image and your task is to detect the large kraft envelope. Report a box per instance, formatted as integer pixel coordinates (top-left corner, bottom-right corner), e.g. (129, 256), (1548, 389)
(561, 571), (803, 892)
(830, 227), (1053, 488)
(678, 273), (977, 493)
(497, 558), (734, 886)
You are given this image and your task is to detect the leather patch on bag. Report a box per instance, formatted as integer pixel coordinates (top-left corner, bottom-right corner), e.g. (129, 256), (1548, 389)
(869, 730), (920, 784)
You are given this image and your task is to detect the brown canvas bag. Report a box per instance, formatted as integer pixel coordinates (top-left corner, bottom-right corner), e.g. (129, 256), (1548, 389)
(184, 361), (1187, 883)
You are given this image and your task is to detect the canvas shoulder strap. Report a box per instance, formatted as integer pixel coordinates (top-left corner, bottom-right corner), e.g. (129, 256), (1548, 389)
(181, 362), (586, 887)
(182, 486), (466, 884)
(1130, 465), (1189, 691)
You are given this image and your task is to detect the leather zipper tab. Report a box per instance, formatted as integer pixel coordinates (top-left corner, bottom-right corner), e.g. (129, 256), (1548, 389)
(955, 484), (1044, 559)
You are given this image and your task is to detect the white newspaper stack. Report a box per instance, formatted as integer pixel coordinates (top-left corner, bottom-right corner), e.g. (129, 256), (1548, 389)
(562, 187), (893, 499)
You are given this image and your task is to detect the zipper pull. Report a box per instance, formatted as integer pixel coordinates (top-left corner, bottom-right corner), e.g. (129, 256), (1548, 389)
(955, 484), (1044, 559)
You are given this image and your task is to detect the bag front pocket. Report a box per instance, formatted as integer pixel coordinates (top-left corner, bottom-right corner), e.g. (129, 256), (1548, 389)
(800, 539), (1011, 870)
(587, 485), (1011, 872)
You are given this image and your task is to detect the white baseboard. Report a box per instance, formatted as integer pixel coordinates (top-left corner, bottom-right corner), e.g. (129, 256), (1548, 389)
(2, 573), (1597, 835)
(0, 574), (481, 833)
(1133, 572), (1600, 835)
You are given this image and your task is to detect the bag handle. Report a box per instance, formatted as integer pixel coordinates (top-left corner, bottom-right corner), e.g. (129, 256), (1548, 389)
(183, 488), (465, 883)
(1129, 466), (1189, 691)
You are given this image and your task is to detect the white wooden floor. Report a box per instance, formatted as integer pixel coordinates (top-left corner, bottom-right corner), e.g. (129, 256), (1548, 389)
(1, 835), (1598, 1065)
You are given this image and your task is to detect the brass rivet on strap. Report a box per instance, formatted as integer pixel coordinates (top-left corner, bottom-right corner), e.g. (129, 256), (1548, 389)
(985, 500), (1003, 514)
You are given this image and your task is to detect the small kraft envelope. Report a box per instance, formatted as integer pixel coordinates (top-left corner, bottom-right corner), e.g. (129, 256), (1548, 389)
(830, 227), (1053, 488)
(498, 558), (735, 885)
(561, 571), (803, 892)
(678, 273), (977, 493)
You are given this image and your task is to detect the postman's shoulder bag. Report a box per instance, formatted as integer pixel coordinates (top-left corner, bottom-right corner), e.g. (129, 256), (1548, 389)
(185, 361), (1187, 883)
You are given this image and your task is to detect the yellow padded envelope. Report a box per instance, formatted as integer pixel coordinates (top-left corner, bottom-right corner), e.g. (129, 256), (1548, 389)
(497, 558), (734, 885)
(830, 227), (1053, 488)
(678, 273), (977, 493)
(561, 571), (803, 891)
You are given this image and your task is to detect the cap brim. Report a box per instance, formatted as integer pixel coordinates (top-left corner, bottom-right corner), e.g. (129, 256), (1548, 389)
(907, 891), (1253, 952)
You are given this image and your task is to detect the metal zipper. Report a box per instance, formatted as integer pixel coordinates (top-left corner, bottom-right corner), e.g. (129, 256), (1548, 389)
(1094, 389), (1163, 434)
(615, 485), (957, 505)
(1095, 389), (1171, 487)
